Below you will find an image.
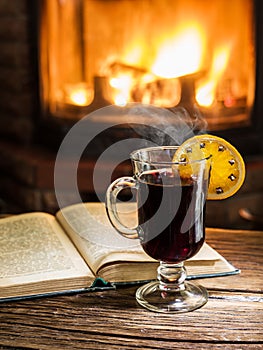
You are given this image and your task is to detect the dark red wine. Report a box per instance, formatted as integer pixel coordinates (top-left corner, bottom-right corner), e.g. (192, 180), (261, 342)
(138, 169), (206, 264)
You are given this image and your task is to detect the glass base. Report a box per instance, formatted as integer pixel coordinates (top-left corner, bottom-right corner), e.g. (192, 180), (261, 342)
(136, 280), (208, 313)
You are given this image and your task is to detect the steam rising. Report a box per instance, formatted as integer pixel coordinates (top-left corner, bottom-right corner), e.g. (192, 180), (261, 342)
(124, 103), (207, 146)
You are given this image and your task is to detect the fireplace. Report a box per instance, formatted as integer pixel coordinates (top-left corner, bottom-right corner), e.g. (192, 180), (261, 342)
(35, 0), (263, 157)
(40, 0), (255, 133)
(0, 0), (262, 229)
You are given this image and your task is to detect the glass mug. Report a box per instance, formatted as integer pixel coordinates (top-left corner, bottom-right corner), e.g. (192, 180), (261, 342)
(106, 146), (211, 313)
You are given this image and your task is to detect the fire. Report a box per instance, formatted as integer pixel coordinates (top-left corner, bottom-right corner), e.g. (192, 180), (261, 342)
(70, 89), (89, 106)
(195, 82), (215, 107)
(151, 24), (205, 79)
(43, 0), (254, 126)
(196, 46), (231, 107)
(109, 75), (134, 106)
(67, 83), (91, 106)
(68, 25), (231, 109)
(109, 23), (206, 106)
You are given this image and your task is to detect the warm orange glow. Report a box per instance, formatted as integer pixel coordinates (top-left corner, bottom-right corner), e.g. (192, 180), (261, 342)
(213, 49), (229, 73)
(60, 4), (242, 111)
(151, 24), (205, 78)
(43, 0), (254, 127)
(122, 45), (144, 67)
(70, 89), (89, 106)
(67, 84), (91, 106)
(196, 46), (231, 107)
(68, 35), (231, 109)
(196, 82), (215, 107)
(109, 75), (133, 106)
(108, 23), (206, 106)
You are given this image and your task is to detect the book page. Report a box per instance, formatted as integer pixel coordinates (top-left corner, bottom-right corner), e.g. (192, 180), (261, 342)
(0, 212), (94, 299)
(56, 202), (235, 276)
(56, 202), (147, 273)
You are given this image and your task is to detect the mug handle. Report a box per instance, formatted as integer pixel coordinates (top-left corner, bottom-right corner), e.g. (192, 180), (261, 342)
(105, 176), (139, 239)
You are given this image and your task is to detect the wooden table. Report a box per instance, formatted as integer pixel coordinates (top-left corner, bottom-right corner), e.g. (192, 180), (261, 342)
(0, 228), (262, 349)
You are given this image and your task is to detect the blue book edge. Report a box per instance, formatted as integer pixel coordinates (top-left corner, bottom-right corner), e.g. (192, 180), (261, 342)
(0, 269), (241, 303)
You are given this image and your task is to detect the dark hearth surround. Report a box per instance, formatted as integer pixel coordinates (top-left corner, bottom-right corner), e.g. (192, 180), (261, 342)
(0, 0), (262, 230)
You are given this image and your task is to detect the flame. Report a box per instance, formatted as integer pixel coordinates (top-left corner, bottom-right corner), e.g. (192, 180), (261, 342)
(72, 24), (231, 109)
(196, 81), (215, 107)
(151, 24), (205, 79)
(67, 83), (91, 106)
(123, 45), (143, 67)
(109, 75), (133, 106)
(196, 45), (231, 107)
(109, 23), (206, 106)
(70, 90), (88, 106)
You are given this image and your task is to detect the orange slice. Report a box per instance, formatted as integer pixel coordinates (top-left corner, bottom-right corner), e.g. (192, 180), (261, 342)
(173, 134), (246, 200)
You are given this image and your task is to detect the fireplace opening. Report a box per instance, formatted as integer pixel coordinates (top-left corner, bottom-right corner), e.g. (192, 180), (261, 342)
(40, 0), (255, 134)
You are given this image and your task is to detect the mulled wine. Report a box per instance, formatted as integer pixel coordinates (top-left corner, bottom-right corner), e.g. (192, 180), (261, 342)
(138, 169), (206, 263)
(106, 145), (211, 313)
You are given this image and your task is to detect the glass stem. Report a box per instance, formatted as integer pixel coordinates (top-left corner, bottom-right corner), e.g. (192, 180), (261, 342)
(157, 262), (187, 292)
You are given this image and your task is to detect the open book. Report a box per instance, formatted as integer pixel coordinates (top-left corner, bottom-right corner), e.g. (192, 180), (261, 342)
(0, 202), (239, 301)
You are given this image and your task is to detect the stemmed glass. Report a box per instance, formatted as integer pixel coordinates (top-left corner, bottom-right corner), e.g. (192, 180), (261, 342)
(106, 146), (211, 313)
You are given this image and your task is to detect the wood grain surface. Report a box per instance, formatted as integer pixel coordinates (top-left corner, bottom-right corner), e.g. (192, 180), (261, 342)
(0, 228), (262, 349)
